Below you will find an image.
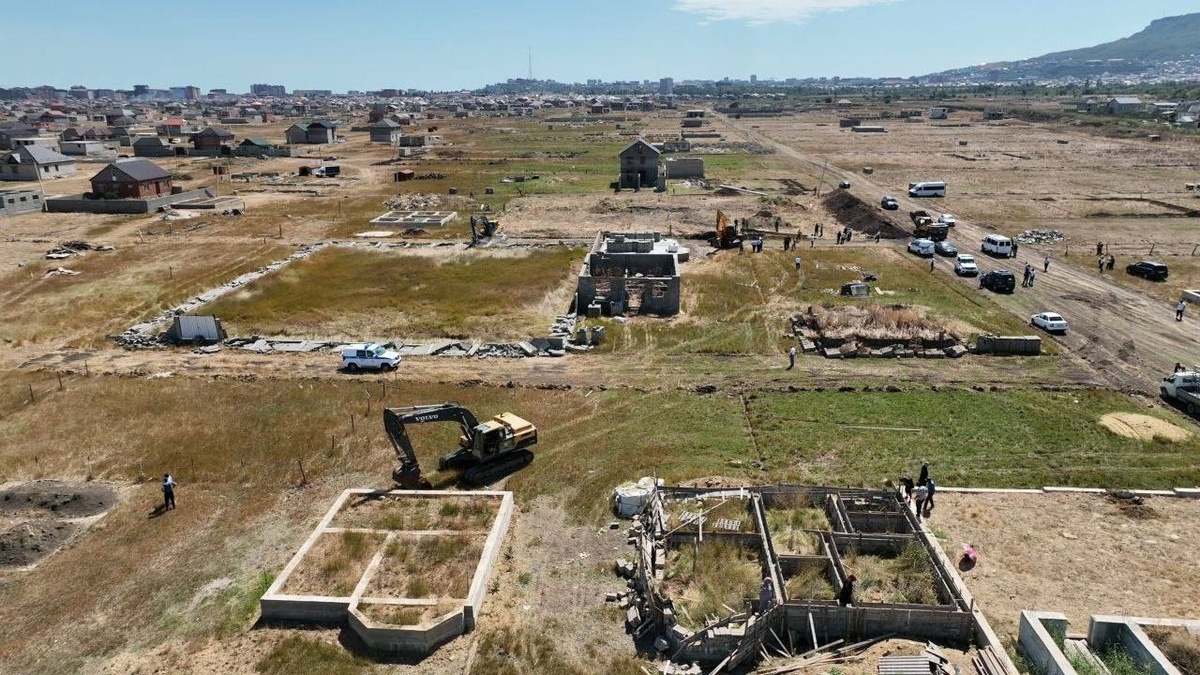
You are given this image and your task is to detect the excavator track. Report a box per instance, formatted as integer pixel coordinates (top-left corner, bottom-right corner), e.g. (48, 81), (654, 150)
(463, 449), (534, 487)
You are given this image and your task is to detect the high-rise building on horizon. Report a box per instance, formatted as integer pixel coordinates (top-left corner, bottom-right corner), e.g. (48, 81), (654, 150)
(250, 83), (287, 97)
(659, 77), (674, 95)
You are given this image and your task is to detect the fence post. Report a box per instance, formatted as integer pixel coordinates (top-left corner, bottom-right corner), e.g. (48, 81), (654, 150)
(1150, 243), (1156, 256)
(350, 413), (355, 435)
(28, 384), (34, 402)
(57, 372), (63, 391)
(296, 458), (308, 485)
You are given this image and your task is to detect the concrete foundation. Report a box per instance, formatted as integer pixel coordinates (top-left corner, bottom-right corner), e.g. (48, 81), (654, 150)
(45, 188), (216, 214)
(628, 485), (1018, 674)
(260, 488), (513, 655)
(369, 210), (458, 227)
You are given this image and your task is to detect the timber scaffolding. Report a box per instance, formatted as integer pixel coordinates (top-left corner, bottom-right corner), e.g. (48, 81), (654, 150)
(623, 485), (1021, 675)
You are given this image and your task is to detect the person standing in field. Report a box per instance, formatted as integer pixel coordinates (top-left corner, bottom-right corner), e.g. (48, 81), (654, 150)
(162, 473), (176, 510)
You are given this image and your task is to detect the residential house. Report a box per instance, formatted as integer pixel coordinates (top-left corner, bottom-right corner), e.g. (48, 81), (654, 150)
(284, 123), (309, 144)
(0, 124), (40, 150)
(61, 126), (116, 142)
(133, 136), (176, 157)
(89, 159), (173, 198)
(368, 118), (403, 143)
(305, 120), (337, 143)
(233, 138), (290, 157)
(190, 127), (235, 155)
(0, 187), (44, 217)
(1107, 97), (1143, 115)
(60, 140), (118, 157)
(0, 145), (77, 181)
(159, 117), (188, 137)
(618, 138), (660, 190)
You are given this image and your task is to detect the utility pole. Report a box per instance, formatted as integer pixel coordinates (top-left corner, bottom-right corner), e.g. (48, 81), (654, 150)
(815, 159), (828, 198)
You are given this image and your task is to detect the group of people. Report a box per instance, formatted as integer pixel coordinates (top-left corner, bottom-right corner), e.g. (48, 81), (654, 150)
(1022, 263), (1038, 287)
(1098, 254), (1116, 273)
(899, 461), (936, 520)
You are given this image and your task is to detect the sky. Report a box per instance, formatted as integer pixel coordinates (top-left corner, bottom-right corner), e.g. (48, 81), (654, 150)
(4, 0), (1197, 92)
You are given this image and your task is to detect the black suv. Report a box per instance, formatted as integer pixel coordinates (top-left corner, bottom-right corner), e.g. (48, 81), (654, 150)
(980, 270), (1016, 294)
(1126, 261), (1169, 281)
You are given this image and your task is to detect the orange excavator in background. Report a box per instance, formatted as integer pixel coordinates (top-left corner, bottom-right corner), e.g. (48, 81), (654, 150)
(713, 210), (742, 249)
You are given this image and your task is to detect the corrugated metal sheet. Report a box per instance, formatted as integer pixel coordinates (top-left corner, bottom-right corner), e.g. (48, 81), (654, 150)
(173, 315), (221, 341)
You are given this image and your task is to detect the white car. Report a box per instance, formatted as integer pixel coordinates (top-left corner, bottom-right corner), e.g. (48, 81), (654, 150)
(1031, 312), (1069, 333)
(954, 254), (978, 276)
(938, 213), (957, 226)
(907, 238), (935, 257)
(341, 342), (401, 372)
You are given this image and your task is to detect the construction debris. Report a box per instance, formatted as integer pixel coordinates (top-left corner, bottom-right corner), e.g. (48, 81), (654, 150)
(1015, 229), (1065, 245)
(383, 193), (441, 210)
(45, 240), (112, 259)
(44, 267), (80, 276)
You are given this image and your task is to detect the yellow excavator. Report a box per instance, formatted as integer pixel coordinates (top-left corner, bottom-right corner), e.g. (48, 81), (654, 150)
(383, 403), (538, 489)
(714, 210), (742, 249)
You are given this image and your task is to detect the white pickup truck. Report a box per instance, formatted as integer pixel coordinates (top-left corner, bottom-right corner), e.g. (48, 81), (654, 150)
(1160, 371), (1200, 415)
(341, 342), (401, 372)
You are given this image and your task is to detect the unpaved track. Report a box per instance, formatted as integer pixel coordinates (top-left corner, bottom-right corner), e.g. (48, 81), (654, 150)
(723, 114), (1191, 395)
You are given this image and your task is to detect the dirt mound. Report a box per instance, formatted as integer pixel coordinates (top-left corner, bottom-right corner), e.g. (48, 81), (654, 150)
(1098, 413), (1191, 442)
(0, 481), (117, 518)
(0, 520), (77, 568)
(821, 191), (909, 239)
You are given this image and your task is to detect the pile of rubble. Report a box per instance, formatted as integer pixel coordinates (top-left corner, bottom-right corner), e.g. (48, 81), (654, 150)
(45, 240), (112, 260)
(1015, 229), (1065, 245)
(383, 193), (441, 210)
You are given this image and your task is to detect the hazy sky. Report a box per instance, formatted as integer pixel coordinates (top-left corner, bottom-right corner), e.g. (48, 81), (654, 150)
(5, 0), (1196, 91)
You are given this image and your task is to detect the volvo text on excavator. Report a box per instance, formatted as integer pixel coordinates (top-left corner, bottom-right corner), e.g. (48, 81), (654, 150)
(383, 403), (538, 489)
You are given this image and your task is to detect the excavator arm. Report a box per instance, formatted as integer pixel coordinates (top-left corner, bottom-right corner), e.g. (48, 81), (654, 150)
(382, 403), (481, 489)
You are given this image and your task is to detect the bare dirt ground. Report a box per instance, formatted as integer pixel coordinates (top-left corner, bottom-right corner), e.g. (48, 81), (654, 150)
(935, 491), (1200, 638)
(0, 480), (118, 569)
(1099, 412), (1193, 441)
(720, 112), (1200, 395)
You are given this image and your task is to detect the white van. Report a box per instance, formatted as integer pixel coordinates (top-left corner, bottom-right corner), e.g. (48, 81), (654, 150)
(908, 181), (947, 198)
(981, 235), (1013, 257)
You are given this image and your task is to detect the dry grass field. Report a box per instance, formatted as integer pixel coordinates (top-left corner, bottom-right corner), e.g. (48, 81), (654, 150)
(2, 100), (1200, 674)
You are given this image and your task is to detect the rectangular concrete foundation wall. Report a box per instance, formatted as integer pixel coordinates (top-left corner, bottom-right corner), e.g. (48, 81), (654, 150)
(261, 488), (513, 655)
(1019, 610), (1076, 675)
(45, 188), (215, 214)
(1089, 617), (1183, 675)
(784, 603), (975, 649)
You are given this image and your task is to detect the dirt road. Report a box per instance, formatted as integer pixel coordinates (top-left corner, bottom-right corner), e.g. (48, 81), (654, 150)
(722, 114), (1193, 395)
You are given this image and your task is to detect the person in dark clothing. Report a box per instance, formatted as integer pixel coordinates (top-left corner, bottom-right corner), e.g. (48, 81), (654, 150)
(162, 473), (176, 510)
(837, 574), (856, 607)
(1107, 255), (1115, 271)
(922, 479), (936, 515)
(1175, 362), (1185, 373)
(899, 476), (915, 503)
(917, 461), (930, 486)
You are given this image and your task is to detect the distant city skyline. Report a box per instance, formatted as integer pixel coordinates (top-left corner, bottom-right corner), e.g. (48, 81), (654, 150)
(3, 0), (1198, 92)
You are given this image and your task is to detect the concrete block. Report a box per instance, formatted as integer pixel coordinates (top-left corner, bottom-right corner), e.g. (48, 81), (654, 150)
(1174, 488), (1200, 498)
(1043, 487), (1105, 494)
(1129, 489), (1175, 498)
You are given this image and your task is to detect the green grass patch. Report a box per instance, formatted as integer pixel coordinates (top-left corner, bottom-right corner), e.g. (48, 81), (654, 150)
(255, 635), (368, 675)
(596, 247), (1036, 358)
(749, 388), (1200, 487)
(204, 246), (582, 339)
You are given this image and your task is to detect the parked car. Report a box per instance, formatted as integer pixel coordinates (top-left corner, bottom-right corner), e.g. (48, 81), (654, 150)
(980, 270), (1016, 293)
(907, 238), (936, 257)
(341, 342), (401, 372)
(954, 254), (979, 276)
(934, 240), (958, 257)
(1126, 261), (1169, 281)
(1031, 312), (1069, 333)
(937, 213), (957, 227)
(838, 180), (851, 189)
(880, 195), (899, 210)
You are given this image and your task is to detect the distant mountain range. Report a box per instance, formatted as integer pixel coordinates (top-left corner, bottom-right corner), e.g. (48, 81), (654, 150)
(924, 13), (1200, 83)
